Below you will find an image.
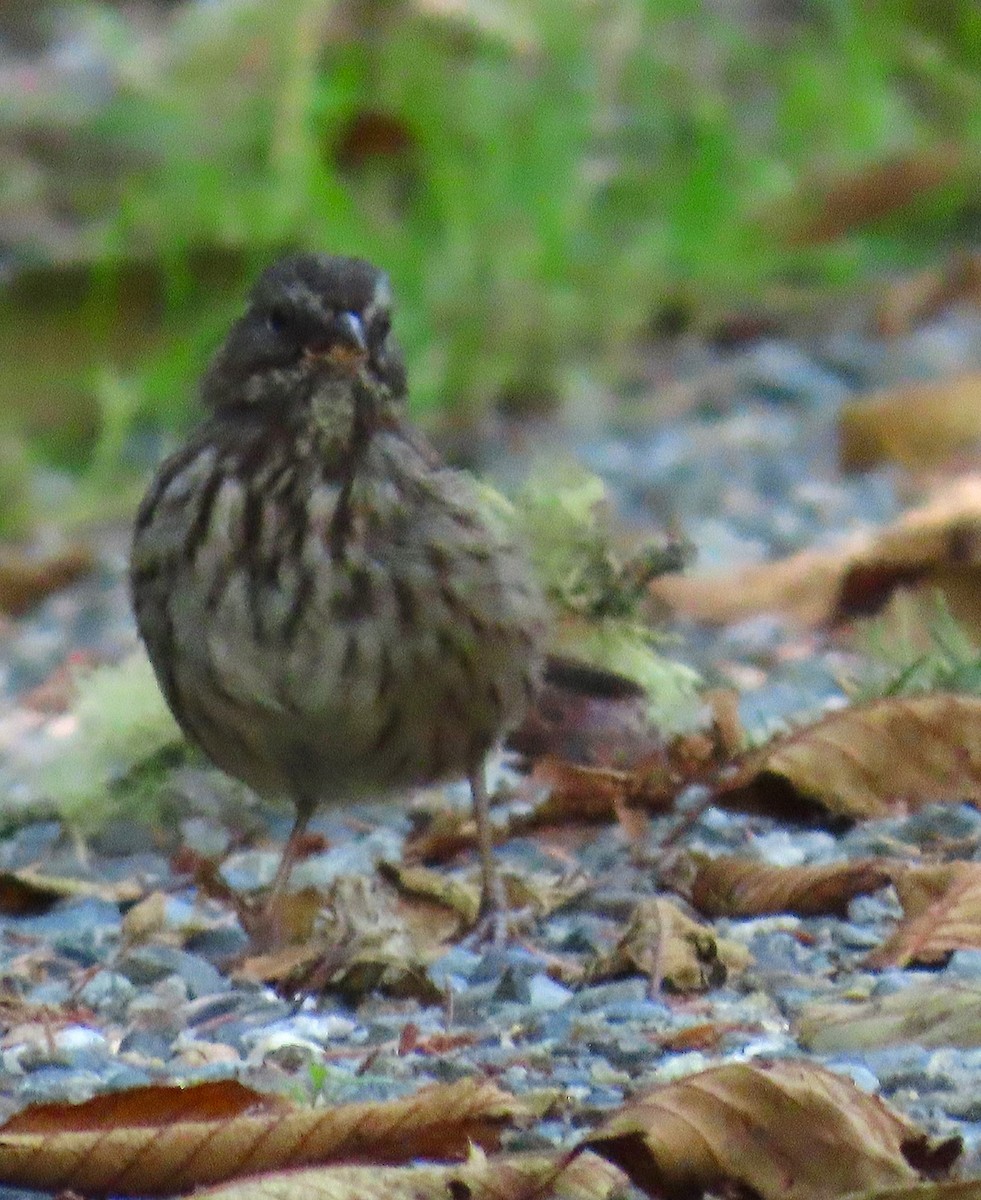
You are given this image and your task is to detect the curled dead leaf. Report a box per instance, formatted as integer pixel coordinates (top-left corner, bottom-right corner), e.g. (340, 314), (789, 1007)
(684, 852), (895, 918)
(380, 861), (480, 928)
(775, 144), (965, 246)
(586, 897), (750, 994)
(0, 544), (92, 615)
(717, 694), (981, 821)
(875, 252), (981, 338)
(841, 1181), (981, 1200)
(798, 981), (981, 1053)
(840, 372), (981, 472)
(651, 473), (981, 635)
(0, 1078), (522, 1195)
(582, 1060), (960, 1200)
(866, 862), (981, 969)
(530, 755), (684, 824)
(195, 1147), (625, 1200)
(0, 870), (142, 917)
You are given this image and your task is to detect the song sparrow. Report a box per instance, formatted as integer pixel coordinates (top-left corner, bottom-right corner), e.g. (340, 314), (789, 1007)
(131, 254), (547, 936)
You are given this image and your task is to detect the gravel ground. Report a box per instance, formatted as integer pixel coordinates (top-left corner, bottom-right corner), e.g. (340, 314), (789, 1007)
(1, 305), (981, 1199)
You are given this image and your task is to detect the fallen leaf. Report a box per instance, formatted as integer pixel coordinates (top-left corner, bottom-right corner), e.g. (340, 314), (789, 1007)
(798, 981), (981, 1052)
(840, 372), (981, 472)
(403, 807), (481, 866)
(0, 870), (142, 916)
(775, 144), (965, 245)
(382, 860), (585, 932)
(407, 725), (725, 867)
(842, 1182), (981, 1200)
(652, 534), (869, 627)
(586, 898), (750, 994)
(652, 474), (981, 633)
(237, 931), (438, 1008)
(380, 861), (480, 928)
(582, 1060), (960, 1200)
(197, 1147), (625, 1200)
(717, 694), (981, 821)
(652, 1022), (761, 1053)
(397, 1029), (479, 1057)
(875, 252), (981, 338)
(530, 755), (682, 823)
(332, 108), (416, 171)
(866, 863), (981, 969)
(0, 1078), (521, 1195)
(0, 545), (92, 615)
(121, 891), (170, 944)
(684, 853), (895, 918)
(2, 1079), (282, 1133)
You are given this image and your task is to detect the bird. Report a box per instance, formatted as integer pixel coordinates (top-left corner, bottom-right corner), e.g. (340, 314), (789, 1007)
(130, 253), (548, 941)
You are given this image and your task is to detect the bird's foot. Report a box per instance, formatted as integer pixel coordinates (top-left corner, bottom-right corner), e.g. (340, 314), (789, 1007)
(464, 907), (511, 948)
(463, 897), (534, 947)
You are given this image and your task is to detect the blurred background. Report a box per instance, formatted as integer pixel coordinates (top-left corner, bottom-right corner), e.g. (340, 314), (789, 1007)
(1, 0), (979, 531)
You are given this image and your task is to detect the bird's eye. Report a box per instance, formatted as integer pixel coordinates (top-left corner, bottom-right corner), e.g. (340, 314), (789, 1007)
(267, 306), (289, 334)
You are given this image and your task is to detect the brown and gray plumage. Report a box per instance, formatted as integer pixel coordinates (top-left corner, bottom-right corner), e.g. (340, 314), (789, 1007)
(131, 254), (547, 933)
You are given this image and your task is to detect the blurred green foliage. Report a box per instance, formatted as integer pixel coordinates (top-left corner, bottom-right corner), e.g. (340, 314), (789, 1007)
(1, 0), (979, 488)
(854, 591), (981, 700)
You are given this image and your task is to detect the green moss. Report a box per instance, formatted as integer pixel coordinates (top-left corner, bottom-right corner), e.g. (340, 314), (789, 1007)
(39, 652), (184, 832)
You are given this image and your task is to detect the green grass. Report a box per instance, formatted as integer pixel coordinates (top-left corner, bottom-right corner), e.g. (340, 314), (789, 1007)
(2, 0), (979, 498)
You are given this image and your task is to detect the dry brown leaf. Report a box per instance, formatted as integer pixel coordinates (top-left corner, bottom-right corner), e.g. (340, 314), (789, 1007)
(777, 145), (965, 246)
(383, 861), (586, 929)
(685, 852), (895, 918)
(875, 252), (981, 337)
(530, 755), (680, 822)
(0, 545), (93, 615)
(380, 861), (480, 927)
(233, 941), (335, 989)
(798, 981), (981, 1052)
(717, 694), (981, 821)
(867, 862), (981, 969)
(2, 1079), (281, 1134)
(0, 869), (142, 916)
(236, 935), (445, 1005)
(197, 1148), (625, 1200)
(652, 474), (981, 632)
(0, 1078), (521, 1195)
(587, 897), (750, 994)
(503, 871), (589, 918)
(840, 372), (981, 472)
(842, 1182), (981, 1200)
(403, 807), (480, 865)
(652, 534), (868, 627)
(407, 733), (724, 865)
(582, 1060), (960, 1200)
(121, 891), (170, 944)
(193, 861), (328, 953)
(653, 1022), (762, 1053)
(236, 871), (451, 999)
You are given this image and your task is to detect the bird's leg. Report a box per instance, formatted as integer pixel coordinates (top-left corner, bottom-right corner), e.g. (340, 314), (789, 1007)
(468, 765), (510, 945)
(256, 800), (314, 946)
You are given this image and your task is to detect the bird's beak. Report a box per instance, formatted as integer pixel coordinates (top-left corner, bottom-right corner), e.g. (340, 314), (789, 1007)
(335, 311), (368, 356)
(306, 311), (368, 372)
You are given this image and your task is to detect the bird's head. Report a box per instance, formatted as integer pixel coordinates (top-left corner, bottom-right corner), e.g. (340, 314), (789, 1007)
(201, 254), (407, 439)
